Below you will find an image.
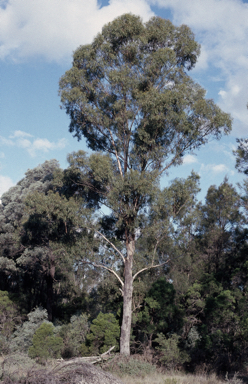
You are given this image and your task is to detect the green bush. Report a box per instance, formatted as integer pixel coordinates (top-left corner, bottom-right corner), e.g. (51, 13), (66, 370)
(59, 313), (89, 358)
(28, 322), (63, 363)
(155, 333), (190, 369)
(10, 307), (48, 353)
(82, 312), (120, 355)
(0, 291), (19, 353)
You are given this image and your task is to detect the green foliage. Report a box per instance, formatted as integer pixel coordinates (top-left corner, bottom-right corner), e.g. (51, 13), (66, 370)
(0, 291), (19, 354)
(28, 322), (63, 362)
(20, 188), (86, 320)
(185, 326), (201, 350)
(134, 278), (183, 348)
(59, 313), (89, 358)
(234, 138), (248, 174)
(155, 333), (190, 369)
(0, 291), (18, 338)
(10, 307), (48, 353)
(83, 312), (120, 354)
(60, 14), (231, 171)
(0, 160), (77, 318)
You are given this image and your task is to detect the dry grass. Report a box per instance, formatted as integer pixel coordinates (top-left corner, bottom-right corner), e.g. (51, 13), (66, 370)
(120, 372), (233, 384)
(0, 353), (44, 380)
(0, 354), (246, 384)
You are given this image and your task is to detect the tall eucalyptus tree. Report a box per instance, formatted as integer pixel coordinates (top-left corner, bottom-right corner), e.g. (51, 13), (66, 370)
(59, 14), (232, 355)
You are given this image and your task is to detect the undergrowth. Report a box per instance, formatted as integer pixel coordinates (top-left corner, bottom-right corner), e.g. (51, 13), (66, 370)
(0, 353), (246, 384)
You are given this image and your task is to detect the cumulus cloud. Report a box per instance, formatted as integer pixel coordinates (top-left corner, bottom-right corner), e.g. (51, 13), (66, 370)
(200, 163), (234, 175)
(9, 130), (33, 139)
(0, 0), (154, 62)
(27, 138), (67, 157)
(210, 164), (229, 174)
(0, 130), (67, 157)
(0, 135), (14, 146)
(0, 174), (15, 197)
(183, 154), (198, 165)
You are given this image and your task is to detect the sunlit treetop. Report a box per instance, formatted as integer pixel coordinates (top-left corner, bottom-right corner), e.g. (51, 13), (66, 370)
(59, 13), (232, 178)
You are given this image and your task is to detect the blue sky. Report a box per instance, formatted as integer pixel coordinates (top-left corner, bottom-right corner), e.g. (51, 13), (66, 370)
(0, 0), (248, 202)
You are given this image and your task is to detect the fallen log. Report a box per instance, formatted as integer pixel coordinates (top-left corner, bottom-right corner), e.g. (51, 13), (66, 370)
(49, 346), (116, 374)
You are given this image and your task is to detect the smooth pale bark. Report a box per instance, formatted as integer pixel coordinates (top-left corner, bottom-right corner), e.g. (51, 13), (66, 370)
(120, 237), (135, 355)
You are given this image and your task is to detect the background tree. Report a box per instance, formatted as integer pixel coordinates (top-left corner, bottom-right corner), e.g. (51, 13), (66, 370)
(172, 180), (248, 371)
(59, 13), (232, 355)
(0, 160), (89, 320)
(20, 190), (84, 320)
(0, 291), (20, 354)
(0, 160), (60, 309)
(134, 278), (183, 350)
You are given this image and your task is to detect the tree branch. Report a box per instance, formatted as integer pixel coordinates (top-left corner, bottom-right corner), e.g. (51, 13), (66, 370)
(132, 259), (170, 282)
(94, 229), (126, 264)
(107, 128), (124, 178)
(82, 260), (124, 289)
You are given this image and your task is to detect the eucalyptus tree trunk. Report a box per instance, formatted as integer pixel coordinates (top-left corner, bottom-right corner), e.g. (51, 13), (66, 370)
(120, 235), (135, 355)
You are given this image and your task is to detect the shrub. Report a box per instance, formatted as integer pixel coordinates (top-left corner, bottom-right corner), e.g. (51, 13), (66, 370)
(155, 333), (190, 369)
(0, 291), (19, 353)
(104, 354), (156, 377)
(28, 322), (63, 363)
(59, 313), (89, 358)
(10, 307), (48, 353)
(82, 312), (120, 355)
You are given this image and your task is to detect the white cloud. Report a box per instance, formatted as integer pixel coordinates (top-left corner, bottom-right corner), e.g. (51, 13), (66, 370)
(0, 135), (14, 146)
(0, 174), (14, 197)
(27, 138), (67, 157)
(9, 130), (33, 138)
(0, 0), (154, 62)
(218, 72), (248, 134)
(183, 154), (198, 165)
(0, 130), (67, 157)
(210, 164), (229, 174)
(17, 138), (32, 149)
(200, 163), (234, 175)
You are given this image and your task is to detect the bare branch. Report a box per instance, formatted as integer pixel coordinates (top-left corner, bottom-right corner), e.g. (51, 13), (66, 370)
(119, 287), (124, 296)
(132, 259), (170, 282)
(83, 260), (124, 287)
(94, 229), (126, 264)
